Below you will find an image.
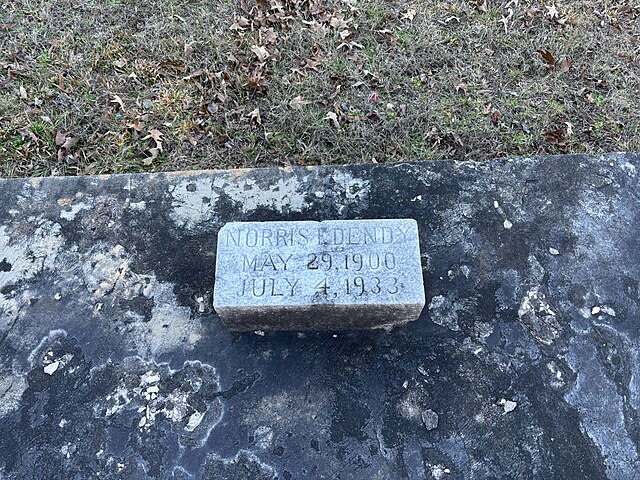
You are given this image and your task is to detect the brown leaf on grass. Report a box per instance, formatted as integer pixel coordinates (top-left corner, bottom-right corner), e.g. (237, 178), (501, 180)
(557, 58), (572, 73)
(482, 103), (492, 115)
(451, 131), (464, 147)
(475, 0), (488, 12)
(305, 58), (320, 71)
(230, 16), (250, 31)
(262, 28), (278, 45)
(143, 129), (164, 145)
(336, 41), (364, 51)
(543, 128), (564, 144)
(324, 111), (339, 128)
(247, 107), (261, 125)
(127, 120), (144, 132)
(62, 137), (78, 150)
(141, 130), (164, 165)
(143, 148), (161, 166)
(289, 95), (311, 110)
(110, 94), (125, 111)
(329, 85), (341, 99)
(55, 131), (66, 147)
(19, 128), (38, 143)
(250, 45), (270, 62)
(243, 70), (268, 91)
(401, 9), (416, 21)
(455, 83), (468, 94)
(142, 129), (164, 164)
(538, 49), (556, 66)
(491, 110), (500, 126)
(329, 16), (349, 30)
(183, 69), (204, 81)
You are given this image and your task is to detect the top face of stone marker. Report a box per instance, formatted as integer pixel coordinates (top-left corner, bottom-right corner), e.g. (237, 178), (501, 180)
(213, 219), (425, 331)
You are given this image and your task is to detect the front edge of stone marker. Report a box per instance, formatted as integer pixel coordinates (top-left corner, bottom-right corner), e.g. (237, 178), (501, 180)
(213, 219), (425, 331)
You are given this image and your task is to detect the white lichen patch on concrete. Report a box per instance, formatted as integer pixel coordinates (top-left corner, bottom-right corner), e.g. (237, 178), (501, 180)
(517, 287), (561, 345)
(78, 243), (202, 356)
(82, 244), (153, 300)
(168, 171), (371, 229)
(204, 451), (277, 479)
(217, 175), (310, 213)
(243, 390), (329, 432)
(98, 358), (223, 447)
(169, 177), (220, 230)
(59, 202), (92, 220)
(398, 390), (425, 422)
(127, 200), (147, 212)
(428, 294), (460, 331)
(497, 398), (517, 414)
(254, 425), (275, 449)
(0, 368), (27, 417)
(565, 337), (639, 478)
(42, 351), (74, 375)
(428, 464), (451, 479)
(132, 281), (202, 357)
(0, 220), (65, 288)
(331, 170), (370, 200)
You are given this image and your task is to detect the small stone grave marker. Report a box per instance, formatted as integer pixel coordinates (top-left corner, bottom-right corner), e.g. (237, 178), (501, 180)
(213, 219), (425, 331)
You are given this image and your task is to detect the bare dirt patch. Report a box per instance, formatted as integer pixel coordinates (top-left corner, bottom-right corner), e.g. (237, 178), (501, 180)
(1, 0), (639, 177)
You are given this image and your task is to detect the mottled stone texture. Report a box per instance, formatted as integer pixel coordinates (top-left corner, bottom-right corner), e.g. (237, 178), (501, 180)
(214, 219), (425, 331)
(0, 153), (638, 479)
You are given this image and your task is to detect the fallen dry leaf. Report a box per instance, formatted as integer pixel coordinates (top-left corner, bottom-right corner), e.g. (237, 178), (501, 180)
(543, 128), (564, 144)
(19, 85), (27, 100)
(337, 41), (364, 50)
(455, 83), (469, 94)
(62, 137), (79, 150)
(55, 131), (66, 147)
(330, 16), (349, 30)
(499, 8), (514, 33)
(143, 129), (164, 145)
(110, 94), (125, 111)
(538, 49), (556, 66)
(324, 111), (339, 128)
(565, 121), (574, 137)
(329, 85), (341, 99)
(401, 9), (416, 21)
(230, 16), (250, 31)
(247, 107), (262, 125)
(250, 45), (270, 62)
(143, 147), (161, 165)
(557, 58), (572, 73)
(289, 95), (311, 110)
(545, 4), (559, 19)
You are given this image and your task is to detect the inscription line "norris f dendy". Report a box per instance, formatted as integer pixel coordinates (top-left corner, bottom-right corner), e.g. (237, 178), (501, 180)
(224, 225), (414, 248)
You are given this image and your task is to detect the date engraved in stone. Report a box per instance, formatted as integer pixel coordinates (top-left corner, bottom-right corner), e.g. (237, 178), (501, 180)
(213, 219), (425, 331)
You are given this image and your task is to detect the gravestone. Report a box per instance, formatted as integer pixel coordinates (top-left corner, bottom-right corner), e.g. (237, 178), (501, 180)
(213, 219), (425, 331)
(0, 153), (638, 479)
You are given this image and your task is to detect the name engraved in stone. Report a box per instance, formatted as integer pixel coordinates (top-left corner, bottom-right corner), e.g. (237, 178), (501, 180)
(213, 219), (425, 331)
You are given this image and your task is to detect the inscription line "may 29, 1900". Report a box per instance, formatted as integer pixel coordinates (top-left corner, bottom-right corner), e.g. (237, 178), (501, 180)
(213, 219), (425, 331)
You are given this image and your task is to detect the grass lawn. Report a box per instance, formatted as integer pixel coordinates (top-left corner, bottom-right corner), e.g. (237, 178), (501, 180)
(0, 0), (638, 177)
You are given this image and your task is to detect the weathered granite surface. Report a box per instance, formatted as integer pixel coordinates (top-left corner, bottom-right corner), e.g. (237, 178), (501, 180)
(214, 219), (425, 331)
(0, 153), (638, 479)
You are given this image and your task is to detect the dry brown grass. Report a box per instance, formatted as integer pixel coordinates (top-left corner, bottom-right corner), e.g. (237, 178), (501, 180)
(1, 0), (639, 177)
